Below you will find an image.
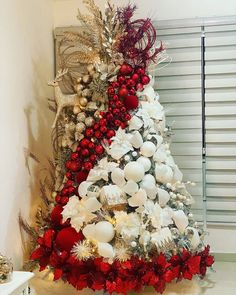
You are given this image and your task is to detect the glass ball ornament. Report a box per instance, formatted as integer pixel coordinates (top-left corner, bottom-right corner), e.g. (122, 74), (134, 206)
(140, 141), (156, 157)
(124, 161), (145, 182)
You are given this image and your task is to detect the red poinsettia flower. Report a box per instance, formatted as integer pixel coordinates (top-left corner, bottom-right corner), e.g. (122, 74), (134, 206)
(199, 245), (214, 277)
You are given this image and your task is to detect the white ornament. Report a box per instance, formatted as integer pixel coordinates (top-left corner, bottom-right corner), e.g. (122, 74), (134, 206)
(124, 162), (145, 182)
(132, 151), (138, 157)
(124, 155), (130, 161)
(140, 174), (158, 199)
(140, 141), (156, 157)
(100, 184), (123, 205)
(137, 156), (151, 172)
(123, 180), (139, 195)
(111, 168), (126, 186)
(157, 188), (170, 207)
(97, 242), (114, 259)
(129, 116), (143, 130)
(82, 224), (95, 240)
(173, 210), (189, 233)
(130, 131), (143, 148)
(131, 241), (137, 247)
(95, 221), (115, 243)
(155, 163), (173, 184)
(128, 189), (147, 207)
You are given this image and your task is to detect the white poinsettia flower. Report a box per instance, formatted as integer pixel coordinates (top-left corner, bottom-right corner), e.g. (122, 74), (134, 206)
(129, 115), (143, 130)
(135, 109), (154, 128)
(114, 211), (140, 239)
(108, 128), (133, 160)
(151, 227), (172, 248)
(128, 188), (147, 207)
(143, 200), (162, 229)
(141, 101), (163, 121)
(100, 184), (125, 205)
(62, 195), (102, 232)
(87, 157), (118, 182)
(139, 83), (157, 102)
(161, 207), (174, 226)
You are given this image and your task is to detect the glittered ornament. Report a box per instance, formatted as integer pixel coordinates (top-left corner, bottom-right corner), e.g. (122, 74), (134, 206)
(55, 227), (83, 253)
(123, 95), (139, 110)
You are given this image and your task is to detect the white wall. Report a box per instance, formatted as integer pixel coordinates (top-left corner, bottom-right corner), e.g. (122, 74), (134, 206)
(53, 0), (236, 27)
(0, 0), (54, 270)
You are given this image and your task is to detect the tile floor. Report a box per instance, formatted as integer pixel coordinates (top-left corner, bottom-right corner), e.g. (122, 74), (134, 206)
(31, 261), (236, 295)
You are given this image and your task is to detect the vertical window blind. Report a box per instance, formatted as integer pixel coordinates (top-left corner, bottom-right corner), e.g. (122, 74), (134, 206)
(54, 16), (236, 225)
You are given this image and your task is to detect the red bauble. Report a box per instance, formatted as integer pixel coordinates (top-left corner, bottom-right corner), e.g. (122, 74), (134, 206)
(89, 154), (97, 163)
(121, 122), (127, 129)
(107, 87), (115, 97)
(60, 196), (69, 205)
(81, 149), (89, 157)
(112, 108), (120, 116)
(93, 123), (99, 130)
(135, 67), (145, 75)
(88, 142), (95, 150)
(115, 101), (123, 108)
(65, 172), (72, 179)
(141, 75), (150, 85)
(68, 161), (81, 172)
(131, 73), (139, 82)
(76, 171), (88, 184)
(123, 95), (139, 110)
(117, 75), (126, 85)
(95, 145), (104, 154)
(61, 188), (69, 196)
(71, 152), (79, 161)
(100, 126), (108, 133)
(67, 186), (75, 195)
(129, 88), (136, 95)
(118, 87), (128, 97)
(114, 120), (121, 127)
(99, 118), (107, 126)
(85, 128), (94, 138)
(55, 195), (61, 203)
(51, 205), (63, 226)
(121, 106), (127, 113)
(83, 161), (93, 171)
(106, 130), (115, 139)
(106, 113), (114, 121)
(136, 83), (144, 91)
(55, 227), (83, 253)
(94, 130), (102, 139)
(126, 79), (135, 88)
(80, 138), (90, 148)
(119, 64), (133, 75)
(111, 81), (119, 88)
(65, 180), (73, 187)
(124, 113), (131, 121)
(112, 94), (119, 101)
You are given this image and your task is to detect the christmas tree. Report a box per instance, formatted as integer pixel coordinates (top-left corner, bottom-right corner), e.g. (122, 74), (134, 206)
(22, 1), (214, 293)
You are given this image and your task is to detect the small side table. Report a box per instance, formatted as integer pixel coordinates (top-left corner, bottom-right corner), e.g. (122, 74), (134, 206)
(0, 271), (34, 295)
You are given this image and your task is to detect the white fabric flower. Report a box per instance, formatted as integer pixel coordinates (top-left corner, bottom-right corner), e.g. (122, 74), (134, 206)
(108, 128), (133, 160)
(62, 195), (102, 232)
(87, 157), (118, 182)
(135, 109), (154, 128)
(143, 200), (162, 229)
(114, 211), (140, 239)
(151, 227), (172, 247)
(141, 100), (163, 121)
(129, 115), (143, 130)
(100, 184), (125, 205)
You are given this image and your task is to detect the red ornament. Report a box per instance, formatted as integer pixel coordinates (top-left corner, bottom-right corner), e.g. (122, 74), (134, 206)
(88, 142), (95, 149)
(83, 161), (93, 171)
(65, 180), (73, 187)
(89, 154), (97, 163)
(141, 75), (150, 85)
(51, 205), (63, 226)
(106, 113), (114, 121)
(129, 88), (136, 95)
(100, 126), (108, 133)
(124, 113), (131, 121)
(114, 120), (121, 127)
(95, 145), (104, 154)
(115, 101), (123, 108)
(76, 171), (88, 184)
(99, 118), (107, 126)
(107, 87), (115, 97)
(85, 128), (94, 138)
(121, 122), (128, 129)
(131, 73), (139, 82)
(81, 149), (89, 157)
(67, 161), (81, 172)
(80, 138), (90, 148)
(55, 227), (84, 253)
(60, 196), (69, 205)
(106, 130), (115, 139)
(119, 63), (133, 75)
(65, 172), (72, 179)
(112, 108), (120, 116)
(136, 67), (145, 75)
(126, 79), (135, 88)
(71, 152), (79, 161)
(112, 94), (119, 101)
(123, 95), (139, 110)
(55, 195), (61, 203)
(111, 81), (119, 88)
(136, 83), (144, 91)
(118, 87), (128, 97)
(117, 75), (126, 85)
(93, 123), (99, 130)
(121, 106), (127, 113)
(67, 186), (75, 195)
(61, 188), (69, 196)
(94, 130), (102, 139)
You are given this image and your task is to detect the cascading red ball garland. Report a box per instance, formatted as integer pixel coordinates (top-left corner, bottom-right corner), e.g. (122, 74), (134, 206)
(30, 63), (214, 293)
